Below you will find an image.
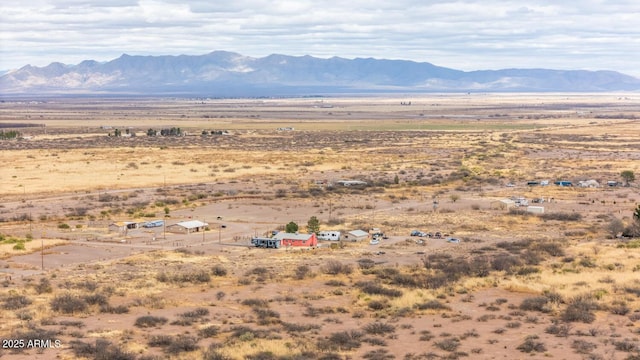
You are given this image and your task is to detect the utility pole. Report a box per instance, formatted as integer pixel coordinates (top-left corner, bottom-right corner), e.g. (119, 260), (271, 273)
(218, 225), (221, 244)
(41, 233), (44, 271)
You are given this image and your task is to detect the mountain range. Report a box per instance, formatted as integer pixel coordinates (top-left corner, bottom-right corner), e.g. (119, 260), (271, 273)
(2, 50), (639, 96)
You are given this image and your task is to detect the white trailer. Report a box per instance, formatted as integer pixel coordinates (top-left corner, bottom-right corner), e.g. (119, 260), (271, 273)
(318, 231), (341, 241)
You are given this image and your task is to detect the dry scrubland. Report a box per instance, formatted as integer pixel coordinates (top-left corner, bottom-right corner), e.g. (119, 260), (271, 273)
(0, 94), (639, 359)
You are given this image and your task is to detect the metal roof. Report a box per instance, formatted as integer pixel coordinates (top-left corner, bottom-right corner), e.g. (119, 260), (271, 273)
(273, 232), (314, 241)
(173, 220), (208, 229)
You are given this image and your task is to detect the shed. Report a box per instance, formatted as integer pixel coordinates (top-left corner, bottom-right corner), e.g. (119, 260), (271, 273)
(490, 199), (516, 210)
(526, 206), (545, 214)
(166, 220), (208, 234)
(273, 232), (318, 247)
(109, 221), (143, 233)
(342, 229), (369, 242)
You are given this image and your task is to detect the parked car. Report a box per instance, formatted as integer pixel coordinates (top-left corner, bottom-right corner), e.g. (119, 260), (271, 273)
(410, 230), (422, 236)
(447, 238), (460, 244)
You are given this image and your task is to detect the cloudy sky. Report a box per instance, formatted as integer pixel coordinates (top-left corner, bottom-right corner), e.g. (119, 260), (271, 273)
(1, 0), (639, 76)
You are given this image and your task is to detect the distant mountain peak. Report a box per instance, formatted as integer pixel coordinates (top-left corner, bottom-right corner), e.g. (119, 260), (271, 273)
(2, 51), (639, 96)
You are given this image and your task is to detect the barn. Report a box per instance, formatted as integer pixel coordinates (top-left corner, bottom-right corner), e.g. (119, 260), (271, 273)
(273, 232), (318, 247)
(166, 220), (208, 234)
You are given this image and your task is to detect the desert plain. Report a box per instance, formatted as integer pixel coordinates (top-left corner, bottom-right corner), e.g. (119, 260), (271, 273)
(0, 93), (639, 359)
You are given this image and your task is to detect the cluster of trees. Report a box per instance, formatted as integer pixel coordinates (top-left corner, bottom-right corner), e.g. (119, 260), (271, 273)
(0, 130), (21, 140)
(285, 216), (320, 234)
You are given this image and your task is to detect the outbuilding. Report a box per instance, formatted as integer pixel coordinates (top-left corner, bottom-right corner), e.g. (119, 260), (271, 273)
(109, 221), (144, 233)
(273, 232), (318, 247)
(166, 220), (208, 234)
(342, 229), (369, 242)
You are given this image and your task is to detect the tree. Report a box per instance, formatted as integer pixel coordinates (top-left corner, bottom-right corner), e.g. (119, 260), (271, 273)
(285, 221), (298, 233)
(307, 216), (320, 234)
(634, 205), (640, 223)
(621, 170), (635, 187)
(393, 174), (399, 184)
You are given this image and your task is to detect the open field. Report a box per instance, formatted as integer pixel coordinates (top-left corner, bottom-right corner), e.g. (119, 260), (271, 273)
(0, 94), (639, 359)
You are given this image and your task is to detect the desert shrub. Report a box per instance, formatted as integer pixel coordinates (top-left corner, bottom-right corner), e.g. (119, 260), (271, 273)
(156, 270), (210, 284)
(614, 339), (639, 352)
(356, 281), (403, 298)
(390, 273), (423, 288)
(362, 348), (394, 359)
(319, 330), (364, 351)
(148, 335), (174, 347)
(3, 294), (32, 310)
(419, 330), (435, 341)
(541, 212), (582, 221)
(198, 325), (220, 338)
(434, 337), (460, 352)
(363, 322), (396, 335)
(572, 339), (597, 354)
(610, 301), (630, 315)
(294, 265), (312, 280)
(282, 322), (321, 333)
(545, 322), (572, 337)
(70, 339), (135, 360)
(100, 304), (129, 314)
(517, 335), (547, 353)
(358, 258), (376, 270)
(253, 308), (281, 325)
(563, 294), (600, 323)
(50, 293), (88, 314)
(134, 315), (168, 328)
(368, 300), (390, 311)
(211, 265), (228, 276)
(425, 273), (453, 289)
(166, 335), (199, 355)
(520, 296), (550, 313)
(325, 279), (346, 286)
(414, 300), (451, 311)
(34, 278), (52, 294)
(203, 345), (234, 360)
(491, 254), (522, 272)
(516, 266), (540, 275)
(322, 260), (353, 275)
(534, 242), (565, 256)
(83, 293), (109, 306)
(242, 298), (269, 307)
(180, 307), (209, 319)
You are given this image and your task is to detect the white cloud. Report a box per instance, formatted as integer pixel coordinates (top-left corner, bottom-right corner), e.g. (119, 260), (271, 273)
(0, 0), (639, 77)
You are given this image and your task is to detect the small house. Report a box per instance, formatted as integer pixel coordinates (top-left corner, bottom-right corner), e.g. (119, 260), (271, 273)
(342, 229), (369, 242)
(273, 232), (318, 247)
(166, 220), (208, 234)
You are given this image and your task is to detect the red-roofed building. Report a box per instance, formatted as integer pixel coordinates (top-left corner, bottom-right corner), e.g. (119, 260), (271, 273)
(273, 232), (318, 247)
